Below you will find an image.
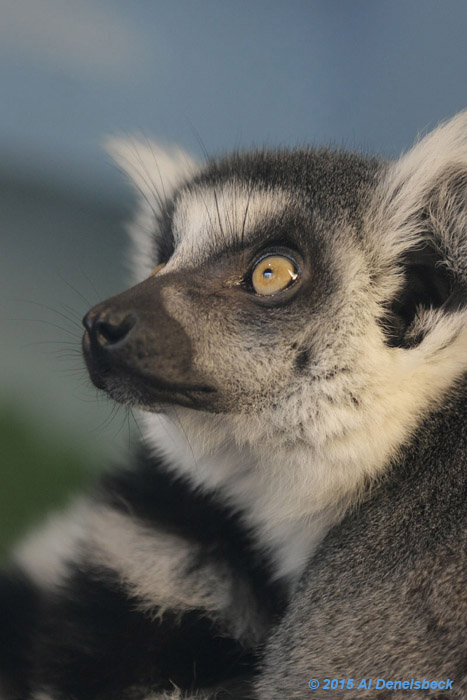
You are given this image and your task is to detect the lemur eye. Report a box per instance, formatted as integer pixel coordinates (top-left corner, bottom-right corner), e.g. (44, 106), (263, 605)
(251, 255), (299, 296)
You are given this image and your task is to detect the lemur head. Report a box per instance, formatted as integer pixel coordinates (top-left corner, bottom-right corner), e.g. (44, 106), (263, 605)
(83, 116), (467, 458)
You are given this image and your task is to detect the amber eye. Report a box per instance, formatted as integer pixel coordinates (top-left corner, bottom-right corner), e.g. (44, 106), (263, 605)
(251, 255), (299, 296)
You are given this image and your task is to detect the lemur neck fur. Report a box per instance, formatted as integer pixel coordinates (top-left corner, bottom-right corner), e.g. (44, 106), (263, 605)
(143, 315), (467, 585)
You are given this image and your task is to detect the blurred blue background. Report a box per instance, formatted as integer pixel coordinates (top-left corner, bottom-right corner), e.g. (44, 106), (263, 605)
(2, 0), (467, 554)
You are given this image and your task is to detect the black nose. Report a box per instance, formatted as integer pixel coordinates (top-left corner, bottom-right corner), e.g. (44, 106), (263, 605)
(83, 309), (136, 348)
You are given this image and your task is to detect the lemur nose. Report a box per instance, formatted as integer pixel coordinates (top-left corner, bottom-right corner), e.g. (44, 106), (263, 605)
(83, 309), (136, 347)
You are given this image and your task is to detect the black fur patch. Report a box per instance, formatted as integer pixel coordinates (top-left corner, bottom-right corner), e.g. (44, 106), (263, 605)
(382, 242), (455, 348)
(295, 348), (310, 373)
(0, 569), (41, 698)
(35, 565), (256, 699)
(155, 202), (176, 264)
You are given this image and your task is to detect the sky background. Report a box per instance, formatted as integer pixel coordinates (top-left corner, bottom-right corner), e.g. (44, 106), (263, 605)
(2, 0), (467, 195)
(1, 0), (467, 547)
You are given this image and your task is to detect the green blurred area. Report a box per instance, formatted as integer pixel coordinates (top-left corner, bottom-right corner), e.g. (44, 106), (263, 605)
(0, 401), (106, 562)
(0, 171), (137, 565)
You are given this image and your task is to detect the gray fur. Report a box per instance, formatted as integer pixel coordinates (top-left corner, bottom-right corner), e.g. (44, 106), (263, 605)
(257, 383), (467, 698)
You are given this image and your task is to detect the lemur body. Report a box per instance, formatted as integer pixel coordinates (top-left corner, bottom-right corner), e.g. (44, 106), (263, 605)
(1, 115), (466, 699)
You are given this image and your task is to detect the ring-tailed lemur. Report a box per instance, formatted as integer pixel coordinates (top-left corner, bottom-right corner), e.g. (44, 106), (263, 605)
(1, 114), (466, 700)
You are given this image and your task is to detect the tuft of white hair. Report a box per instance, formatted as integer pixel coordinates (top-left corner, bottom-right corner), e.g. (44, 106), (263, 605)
(370, 110), (467, 287)
(104, 135), (198, 282)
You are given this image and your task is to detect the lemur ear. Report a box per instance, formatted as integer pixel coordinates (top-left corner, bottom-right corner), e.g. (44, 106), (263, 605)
(372, 112), (467, 346)
(104, 136), (198, 281)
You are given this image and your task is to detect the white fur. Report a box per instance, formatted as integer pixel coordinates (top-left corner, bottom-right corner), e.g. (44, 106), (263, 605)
(167, 184), (292, 268)
(85, 505), (232, 614)
(13, 499), (91, 589)
(369, 111), (467, 286)
(105, 136), (198, 281)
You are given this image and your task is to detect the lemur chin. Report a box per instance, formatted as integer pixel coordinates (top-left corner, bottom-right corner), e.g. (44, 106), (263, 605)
(1, 114), (466, 700)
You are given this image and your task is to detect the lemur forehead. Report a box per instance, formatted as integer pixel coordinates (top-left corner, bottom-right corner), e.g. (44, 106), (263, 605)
(168, 182), (292, 267)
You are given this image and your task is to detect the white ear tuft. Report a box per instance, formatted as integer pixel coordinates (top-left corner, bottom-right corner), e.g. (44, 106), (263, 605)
(104, 135), (198, 282)
(371, 111), (467, 285)
(104, 135), (197, 209)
